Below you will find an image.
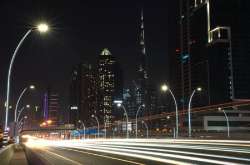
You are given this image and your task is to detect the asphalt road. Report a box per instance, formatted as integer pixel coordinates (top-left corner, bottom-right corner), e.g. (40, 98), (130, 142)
(24, 138), (250, 165)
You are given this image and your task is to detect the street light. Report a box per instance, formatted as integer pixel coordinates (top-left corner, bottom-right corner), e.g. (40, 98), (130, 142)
(135, 104), (145, 138)
(91, 115), (99, 138)
(5, 23), (49, 131)
(188, 87), (202, 138)
(114, 101), (129, 139)
(218, 107), (230, 138)
(78, 120), (86, 140)
(16, 105), (30, 124)
(161, 84), (179, 138)
(17, 116), (28, 133)
(14, 105), (30, 138)
(141, 120), (149, 139)
(14, 85), (35, 123)
(37, 23), (49, 33)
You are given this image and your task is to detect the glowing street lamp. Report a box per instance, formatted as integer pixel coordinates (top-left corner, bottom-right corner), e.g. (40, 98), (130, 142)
(161, 84), (179, 138)
(14, 85), (35, 123)
(18, 116), (28, 132)
(16, 105), (30, 123)
(5, 23), (49, 131)
(135, 104), (145, 138)
(161, 84), (169, 92)
(188, 87), (202, 138)
(114, 101), (129, 139)
(78, 120), (86, 140)
(91, 115), (100, 138)
(218, 107), (230, 138)
(37, 23), (49, 33)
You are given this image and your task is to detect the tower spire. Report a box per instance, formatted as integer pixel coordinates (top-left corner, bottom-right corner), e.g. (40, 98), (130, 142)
(140, 9), (146, 56)
(139, 8), (148, 79)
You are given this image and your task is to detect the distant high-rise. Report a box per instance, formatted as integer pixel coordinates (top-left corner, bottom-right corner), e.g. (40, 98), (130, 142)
(135, 9), (148, 107)
(43, 88), (60, 125)
(98, 48), (123, 127)
(69, 63), (98, 127)
(174, 0), (250, 109)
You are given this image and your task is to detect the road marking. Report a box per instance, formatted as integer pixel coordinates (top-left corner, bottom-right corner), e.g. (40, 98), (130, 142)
(59, 147), (145, 165)
(99, 144), (250, 162)
(44, 149), (83, 165)
(75, 145), (242, 165)
(61, 147), (191, 165)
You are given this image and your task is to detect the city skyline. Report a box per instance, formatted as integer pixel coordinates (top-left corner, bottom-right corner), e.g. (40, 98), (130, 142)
(1, 1), (250, 164)
(0, 1), (175, 122)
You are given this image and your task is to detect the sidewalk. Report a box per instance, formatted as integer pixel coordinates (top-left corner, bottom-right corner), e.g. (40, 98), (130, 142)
(9, 144), (28, 165)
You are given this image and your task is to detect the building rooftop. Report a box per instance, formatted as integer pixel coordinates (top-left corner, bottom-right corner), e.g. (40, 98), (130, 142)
(100, 48), (112, 56)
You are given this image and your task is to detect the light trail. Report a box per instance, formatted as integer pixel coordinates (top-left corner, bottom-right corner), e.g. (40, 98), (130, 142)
(43, 149), (83, 165)
(23, 136), (250, 164)
(98, 144), (250, 162)
(59, 147), (192, 165)
(68, 145), (243, 165)
(88, 141), (250, 154)
(58, 147), (146, 165)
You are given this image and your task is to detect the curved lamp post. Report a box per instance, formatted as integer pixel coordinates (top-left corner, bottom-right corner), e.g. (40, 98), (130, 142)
(4, 23), (49, 131)
(14, 105), (30, 138)
(135, 104), (145, 138)
(161, 84), (179, 138)
(16, 105), (30, 124)
(188, 87), (202, 138)
(17, 116), (28, 133)
(78, 120), (86, 140)
(91, 115), (99, 138)
(14, 85), (35, 122)
(218, 108), (230, 138)
(114, 101), (129, 139)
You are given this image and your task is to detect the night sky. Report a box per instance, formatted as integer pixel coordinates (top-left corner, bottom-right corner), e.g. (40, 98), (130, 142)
(0, 0), (177, 122)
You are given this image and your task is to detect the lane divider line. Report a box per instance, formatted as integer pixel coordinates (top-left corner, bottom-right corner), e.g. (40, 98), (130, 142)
(44, 149), (83, 165)
(58, 147), (145, 165)
(60, 147), (192, 165)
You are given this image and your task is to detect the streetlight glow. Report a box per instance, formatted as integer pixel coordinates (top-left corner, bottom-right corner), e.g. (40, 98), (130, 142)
(26, 105), (30, 108)
(197, 87), (202, 91)
(160, 84), (179, 138)
(161, 84), (169, 92)
(37, 23), (49, 33)
(29, 85), (35, 89)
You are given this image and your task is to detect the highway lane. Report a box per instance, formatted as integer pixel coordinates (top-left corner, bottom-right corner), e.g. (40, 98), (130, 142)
(24, 138), (250, 165)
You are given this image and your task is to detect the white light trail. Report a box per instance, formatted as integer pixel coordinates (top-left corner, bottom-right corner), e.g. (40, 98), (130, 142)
(23, 136), (250, 165)
(67, 145), (242, 165)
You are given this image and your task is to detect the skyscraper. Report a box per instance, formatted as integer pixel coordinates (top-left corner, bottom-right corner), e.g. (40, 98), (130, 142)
(174, 0), (250, 109)
(135, 9), (148, 107)
(98, 48), (123, 127)
(69, 63), (98, 127)
(43, 87), (60, 126)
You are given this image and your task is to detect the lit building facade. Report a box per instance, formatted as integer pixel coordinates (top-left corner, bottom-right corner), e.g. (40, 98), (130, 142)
(69, 63), (98, 128)
(43, 88), (60, 126)
(98, 48), (123, 127)
(135, 10), (148, 108)
(174, 0), (250, 110)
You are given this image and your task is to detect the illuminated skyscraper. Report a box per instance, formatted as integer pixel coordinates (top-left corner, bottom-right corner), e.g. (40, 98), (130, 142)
(43, 87), (60, 126)
(174, 0), (250, 109)
(69, 63), (98, 127)
(98, 48), (122, 127)
(135, 9), (148, 107)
